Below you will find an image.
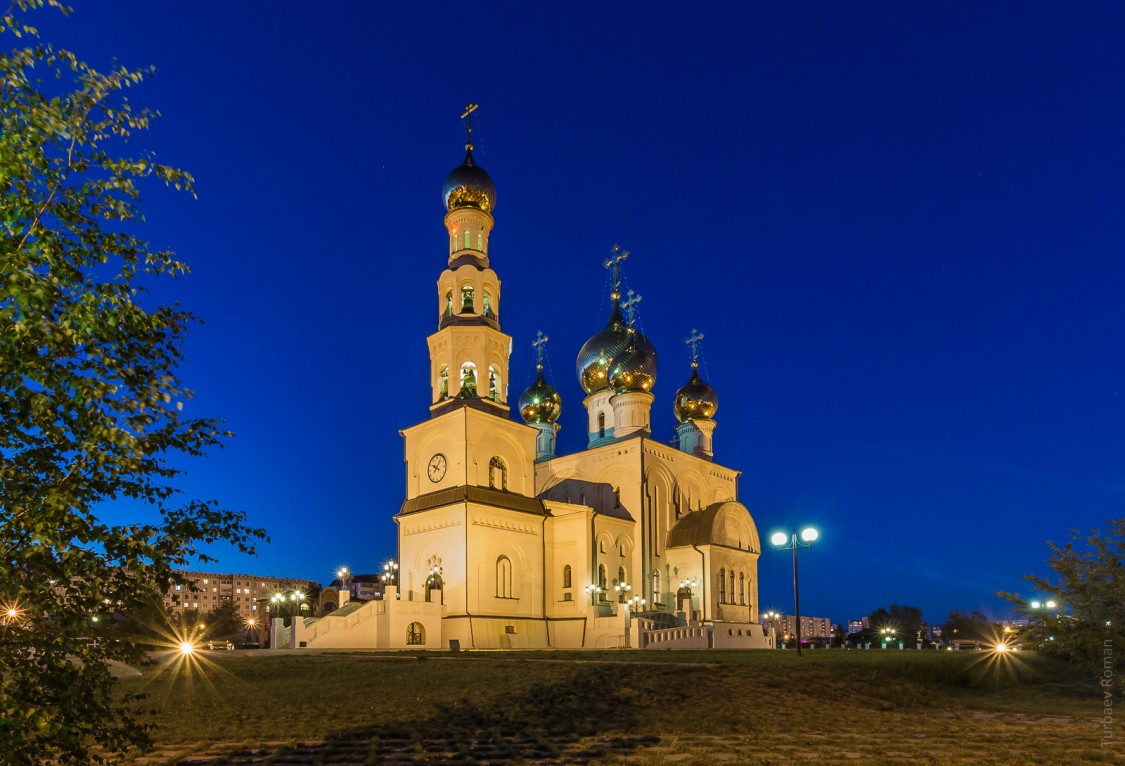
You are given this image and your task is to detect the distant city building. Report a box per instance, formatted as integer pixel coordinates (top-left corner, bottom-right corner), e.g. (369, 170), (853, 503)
(319, 574), (387, 613)
(847, 617), (870, 634)
(165, 572), (319, 622)
(762, 614), (833, 641)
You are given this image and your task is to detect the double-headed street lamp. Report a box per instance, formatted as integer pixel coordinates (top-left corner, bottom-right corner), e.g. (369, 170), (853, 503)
(614, 581), (632, 603)
(382, 560), (399, 587)
(880, 626), (897, 649)
(584, 584), (603, 604)
(770, 527), (819, 657)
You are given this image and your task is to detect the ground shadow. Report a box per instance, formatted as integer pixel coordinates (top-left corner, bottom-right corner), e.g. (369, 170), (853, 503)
(173, 662), (660, 764)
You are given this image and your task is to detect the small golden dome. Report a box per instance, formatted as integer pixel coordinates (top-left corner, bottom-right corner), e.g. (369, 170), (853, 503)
(609, 333), (658, 393)
(442, 149), (496, 213)
(518, 368), (562, 424)
(576, 299), (631, 395)
(673, 365), (718, 421)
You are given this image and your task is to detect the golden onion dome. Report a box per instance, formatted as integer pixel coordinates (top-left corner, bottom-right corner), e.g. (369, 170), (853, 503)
(673, 365), (718, 422)
(609, 332), (658, 393)
(576, 298), (632, 394)
(442, 149), (496, 213)
(518, 368), (562, 424)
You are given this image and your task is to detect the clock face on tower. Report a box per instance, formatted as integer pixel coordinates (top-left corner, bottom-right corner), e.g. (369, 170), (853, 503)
(427, 453), (448, 482)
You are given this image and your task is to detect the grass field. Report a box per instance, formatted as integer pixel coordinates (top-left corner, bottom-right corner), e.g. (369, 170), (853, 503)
(118, 648), (1108, 765)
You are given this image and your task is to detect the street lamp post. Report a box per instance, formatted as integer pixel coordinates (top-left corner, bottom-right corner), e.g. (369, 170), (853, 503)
(880, 626), (897, 649)
(382, 560), (399, 589)
(584, 584), (603, 604)
(770, 527), (819, 657)
(763, 610), (780, 647)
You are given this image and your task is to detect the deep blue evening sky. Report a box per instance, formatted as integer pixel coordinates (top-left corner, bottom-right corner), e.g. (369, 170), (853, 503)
(37, 2), (1123, 626)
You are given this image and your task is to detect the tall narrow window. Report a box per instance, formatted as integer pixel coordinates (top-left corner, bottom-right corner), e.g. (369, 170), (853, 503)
(444, 291), (454, 318)
(718, 569), (726, 603)
(598, 564), (607, 602)
(459, 362), (477, 398)
(437, 366), (449, 401)
(483, 290), (494, 319)
(488, 456), (507, 490)
(739, 572), (745, 605)
(477, 229), (483, 250)
(562, 565), (572, 589)
(598, 412), (605, 438)
(488, 366), (500, 402)
(653, 570), (660, 604)
(460, 285), (475, 313)
(729, 571), (736, 604)
(496, 556), (512, 598)
(464, 230), (471, 249)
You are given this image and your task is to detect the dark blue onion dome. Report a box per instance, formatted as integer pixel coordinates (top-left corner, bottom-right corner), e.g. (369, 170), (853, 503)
(609, 331), (658, 393)
(519, 367), (562, 424)
(442, 147), (496, 213)
(576, 297), (632, 394)
(673, 364), (718, 421)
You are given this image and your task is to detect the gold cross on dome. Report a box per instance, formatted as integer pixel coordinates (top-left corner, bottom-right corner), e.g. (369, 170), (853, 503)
(532, 330), (549, 368)
(686, 328), (705, 366)
(604, 245), (630, 295)
(621, 290), (642, 326)
(461, 102), (478, 149)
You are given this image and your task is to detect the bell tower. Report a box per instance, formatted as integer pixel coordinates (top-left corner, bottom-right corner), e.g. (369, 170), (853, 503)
(428, 103), (512, 418)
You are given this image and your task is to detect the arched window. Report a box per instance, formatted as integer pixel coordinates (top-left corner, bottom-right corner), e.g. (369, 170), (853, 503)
(463, 230), (471, 249)
(459, 362), (477, 398)
(425, 573), (444, 604)
(653, 570), (660, 603)
(460, 284), (475, 313)
(598, 412), (605, 439)
(729, 571), (736, 604)
(496, 556), (512, 598)
(488, 365), (500, 402)
(562, 565), (572, 589)
(488, 456), (507, 490)
(739, 572), (745, 605)
(617, 566), (627, 602)
(718, 569), (726, 603)
(406, 622), (425, 645)
(444, 290), (453, 318)
(483, 289), (494, 319)
(477, 229), (483, 250)
(598, 564), (607, 602)
(437, 366), (449, 400)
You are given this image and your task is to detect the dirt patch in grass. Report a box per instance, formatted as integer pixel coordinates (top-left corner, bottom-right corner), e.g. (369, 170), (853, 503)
(120, 650), (1103, 764)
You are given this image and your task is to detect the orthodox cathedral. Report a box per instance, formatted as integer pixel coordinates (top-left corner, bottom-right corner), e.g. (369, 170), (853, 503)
(274, 110), (769, 650)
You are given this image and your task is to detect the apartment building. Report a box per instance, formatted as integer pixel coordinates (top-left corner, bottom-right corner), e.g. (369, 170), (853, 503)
(761, 613), (834, 641)
(165, 571), (320, 621)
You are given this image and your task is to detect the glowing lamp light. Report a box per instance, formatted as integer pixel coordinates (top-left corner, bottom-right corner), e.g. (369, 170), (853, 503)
(1030, 601), (1041, 609)
(179, 641), (195, 655)
(6, 608), (16, 619)
(994, 643), (1009, 653)
(800, 528), (818, 543)
(1045, 600), (1057, 609)
(770, 532), (788, 546)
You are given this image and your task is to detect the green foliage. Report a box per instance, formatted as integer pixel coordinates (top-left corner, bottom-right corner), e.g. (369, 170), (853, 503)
(943, 608), (991, 642)
(1000, 517), (1124, 675)
(205, 597), (242, 640)
(866, 604), (923, 644)
(0, 3), (266, 762)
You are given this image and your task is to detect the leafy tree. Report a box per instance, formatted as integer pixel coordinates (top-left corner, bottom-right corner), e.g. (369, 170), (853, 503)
(205, 597), (242, 640)
(867, 604), (923, 645)
(0, 3), (266, 762)
(1000, 518), (1123, 673)
(943, 609), (991, 643)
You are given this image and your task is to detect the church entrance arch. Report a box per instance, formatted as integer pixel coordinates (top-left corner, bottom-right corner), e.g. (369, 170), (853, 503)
(425, 573), (444, 604)
(676, 586), (692, 613)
